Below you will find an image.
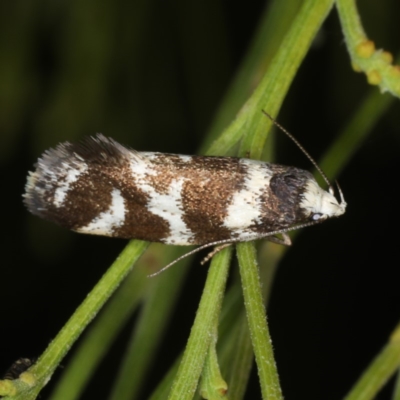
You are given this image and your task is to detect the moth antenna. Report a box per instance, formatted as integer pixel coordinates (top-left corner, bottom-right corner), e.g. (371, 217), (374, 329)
(200, 244), (232, 265)
(147, 241), (234, 277)
(262, 110), (333, 190)
(148, 217), (327, 277)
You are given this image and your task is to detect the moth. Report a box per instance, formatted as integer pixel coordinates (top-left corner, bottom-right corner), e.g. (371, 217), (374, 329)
(24, 114), (346, 272)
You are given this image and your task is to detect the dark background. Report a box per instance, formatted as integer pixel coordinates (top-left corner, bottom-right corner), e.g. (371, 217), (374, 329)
(1, 1), (400, 399)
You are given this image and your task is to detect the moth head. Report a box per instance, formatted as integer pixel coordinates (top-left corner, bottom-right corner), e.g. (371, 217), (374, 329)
(300, 177), (347, 221)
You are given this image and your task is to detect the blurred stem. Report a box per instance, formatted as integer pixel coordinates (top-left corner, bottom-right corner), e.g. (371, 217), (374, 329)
(107, 248), (189, 400)
(200, 0), (302, 152)
(319, 90), (394, 180)
(335, 0), (367, 43)
(167, 247), (232, 400)
(48, 259), (149, 400)
(199, 323), (228, 399)
(0, 240), (148, 400)
(319, 53), (400, 181)
(207, 0), (334, 159)
(335, 0), (400, 97)
(221, 312), (253, 400)
(393, 368), (400, 400)
(343, 322), (400, 400)
(148, 357), (181, 400)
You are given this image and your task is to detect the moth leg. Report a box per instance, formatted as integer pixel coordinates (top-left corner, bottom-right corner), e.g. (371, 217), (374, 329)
(200, 243), (232, 265)
(266, 233), (292, 246)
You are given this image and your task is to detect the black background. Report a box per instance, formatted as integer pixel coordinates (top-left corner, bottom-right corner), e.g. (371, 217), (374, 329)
(1, 1), (400, 399)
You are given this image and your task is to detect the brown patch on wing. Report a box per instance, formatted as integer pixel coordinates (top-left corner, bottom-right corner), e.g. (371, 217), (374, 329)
(143, 154), (192, 195)
(112, 163), (170, 241)
(52, 165), (115, 230)
(179, 156), (247, 244)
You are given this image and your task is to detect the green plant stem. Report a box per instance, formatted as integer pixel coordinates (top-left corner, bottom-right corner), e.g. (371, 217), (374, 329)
(199, 322), (228, 399)
(200, 0), (303, 153)
(48, 260), (149, 400)
(167, 247), (232, 400)
(237, 242), (283, 400)
(335, 0), (367, 43)
(336, 0), (400, 96)
(343, 323), (400, 400)
(393, 368), (400, 400)
(221, 311), (253, 400)
(207, 0), (334, 159)
(108, 248), (189, 400)
(319, 90), (394, 180)
(148, 356), (181, 400)
(1, 240), (148, 400)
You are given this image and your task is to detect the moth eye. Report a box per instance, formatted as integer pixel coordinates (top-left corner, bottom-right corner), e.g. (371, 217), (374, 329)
(312, 213), (323, 221)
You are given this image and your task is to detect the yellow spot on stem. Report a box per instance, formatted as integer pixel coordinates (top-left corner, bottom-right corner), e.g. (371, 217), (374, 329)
(0, 380), (17, 396)
(356, 40), (375, 58)
(367, 70), (381, 85)
(379, 51), (393, 64)
(389, 65), (400, 78)
(351, 62), (362, 72)
(19, 372), (36, 387)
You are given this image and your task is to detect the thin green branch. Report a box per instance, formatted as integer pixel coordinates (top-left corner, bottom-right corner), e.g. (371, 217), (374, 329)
(167, 247), (232, 400)
(108, 248), (189, 400)
(336, 0), (400, 96)
(344, 322), (400, 400)
(319, 90), (394, 180)
(220, 311), (253, 400)
(207, 0), (335, 159)
(237, 242), (283, 400)
(199, 323), (228, 399)
(392, 368), (400, 400)
(0, 240), (149, 400)
(200, 0), (303, 153)
(148, 357), (181, 400)
(48, 259), (149, 400)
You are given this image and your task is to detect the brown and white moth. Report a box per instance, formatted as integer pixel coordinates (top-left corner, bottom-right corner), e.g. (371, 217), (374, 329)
(24, 122), (346, 269)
